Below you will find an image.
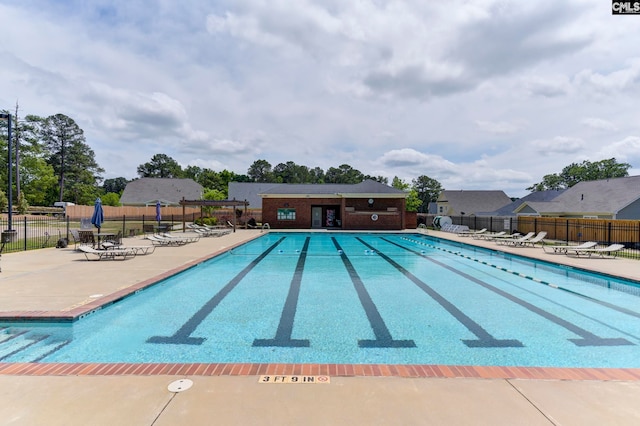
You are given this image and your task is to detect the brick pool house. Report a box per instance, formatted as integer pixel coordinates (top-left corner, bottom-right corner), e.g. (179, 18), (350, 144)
(259, 180), (411, 230)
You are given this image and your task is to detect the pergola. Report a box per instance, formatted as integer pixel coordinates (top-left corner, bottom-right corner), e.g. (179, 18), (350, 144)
(179, 198), (250, 232)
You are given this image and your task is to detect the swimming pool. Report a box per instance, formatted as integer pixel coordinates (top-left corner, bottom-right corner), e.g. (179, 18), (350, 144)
(1, 232), (639, 368)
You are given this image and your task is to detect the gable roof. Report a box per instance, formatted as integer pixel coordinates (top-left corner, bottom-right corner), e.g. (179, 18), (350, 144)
(228, 182), (283, 208)
(120, 178), (203, 206)
(438, 190), (512, 215)
(478, 189), (566, 216)
(259, 179), (406, 197)
(515, 175), (640, 216)
(229, 180), (406, 208)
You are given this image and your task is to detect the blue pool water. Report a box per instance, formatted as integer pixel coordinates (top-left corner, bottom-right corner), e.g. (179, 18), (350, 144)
(1, 232), (640, 367)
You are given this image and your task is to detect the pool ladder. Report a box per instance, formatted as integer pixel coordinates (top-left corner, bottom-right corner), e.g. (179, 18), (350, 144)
(261, 223), (271, 233)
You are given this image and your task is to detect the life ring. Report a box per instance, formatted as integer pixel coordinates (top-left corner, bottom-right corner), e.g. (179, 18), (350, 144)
(371, 214), (379, 221)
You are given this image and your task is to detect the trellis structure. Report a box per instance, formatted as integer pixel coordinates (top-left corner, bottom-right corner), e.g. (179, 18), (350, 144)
(179, 198), (250, 232)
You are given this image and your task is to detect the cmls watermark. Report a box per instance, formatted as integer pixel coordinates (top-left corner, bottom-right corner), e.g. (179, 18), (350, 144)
(612, 1), (640, 14)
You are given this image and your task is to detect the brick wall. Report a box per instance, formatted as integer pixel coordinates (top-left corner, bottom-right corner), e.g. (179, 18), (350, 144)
(262, 197), (406, 230)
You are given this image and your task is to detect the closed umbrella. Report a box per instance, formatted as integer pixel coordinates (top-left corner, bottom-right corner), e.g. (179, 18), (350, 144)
(91, 197), (104, 232)
(155, 201), (162, 226)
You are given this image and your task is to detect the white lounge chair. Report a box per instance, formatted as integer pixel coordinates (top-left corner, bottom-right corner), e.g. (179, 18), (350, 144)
(495, 232), (535, 246)
(102, 242), (156, 255)
(543, 241), (598, 255)
(78, 245), (137, 261)
(145, 235), (188, 246)
(519, 231), (547, 248)
(477, 231), (507, 240)
(458, 228), (486, 237)
(571, 244), (625, 258)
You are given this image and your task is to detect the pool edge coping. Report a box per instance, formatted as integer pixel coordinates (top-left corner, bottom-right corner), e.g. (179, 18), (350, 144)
(0, 362), (639, 381)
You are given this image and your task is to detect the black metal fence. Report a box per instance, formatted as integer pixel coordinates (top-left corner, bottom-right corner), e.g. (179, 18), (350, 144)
(419, 214), (640, 260)
(0, 213), (204, 254)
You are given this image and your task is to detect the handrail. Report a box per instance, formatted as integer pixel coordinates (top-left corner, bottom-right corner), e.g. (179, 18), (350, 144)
(261, 223), (270, 233)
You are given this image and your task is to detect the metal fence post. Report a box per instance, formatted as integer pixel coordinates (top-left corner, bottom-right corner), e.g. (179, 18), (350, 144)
(23, 216), (27, 251)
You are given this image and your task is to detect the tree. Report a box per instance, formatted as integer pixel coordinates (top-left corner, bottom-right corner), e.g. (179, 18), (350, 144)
(325, 164), (364, 184)
(391, 176), (410, 191)
(103, 177), (129, 194)
(527, 158), (631, 191)
(137, 154), (183, 178)
(40, 114), (104, 202)
(247, 159), (273, 182)
(412, 175), (443, 213)
(101, 192), (121, 206)
(273, 161), (311, 183)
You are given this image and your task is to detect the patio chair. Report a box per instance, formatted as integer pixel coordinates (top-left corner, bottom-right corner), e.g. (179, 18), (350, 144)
(78, 245), (137, 261)
(519, 231), (547, 248)
(145, 235), (188, 246)
(102, 242), (156, 255)
(570, 244), (625, 258)
(476, 231), (506, 240)
(459, 228), (487, 237)
(543, 241), (598, 255)
(495, 232), (535, 246)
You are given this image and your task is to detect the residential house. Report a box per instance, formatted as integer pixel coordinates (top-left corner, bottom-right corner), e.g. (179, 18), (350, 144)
(435, 190), (512, 216)
(120, 178), (204, 206)
(477, 190), (566, 217)
(514, 175), (640, 219)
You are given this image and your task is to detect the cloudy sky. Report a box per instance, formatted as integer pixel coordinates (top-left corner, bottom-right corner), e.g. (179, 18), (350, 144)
(1, 0), (639, 197)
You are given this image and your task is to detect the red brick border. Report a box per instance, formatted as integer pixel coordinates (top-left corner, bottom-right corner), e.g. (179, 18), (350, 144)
(0, 362), (638, 380)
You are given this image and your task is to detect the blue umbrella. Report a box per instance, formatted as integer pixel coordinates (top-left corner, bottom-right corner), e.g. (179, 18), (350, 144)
(91, 197), (104, 231)
(155, 201), (162, 226)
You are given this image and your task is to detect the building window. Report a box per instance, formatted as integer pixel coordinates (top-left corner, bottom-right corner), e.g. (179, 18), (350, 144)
(439, 206), (444, 213)
(277, 208), (296, 220)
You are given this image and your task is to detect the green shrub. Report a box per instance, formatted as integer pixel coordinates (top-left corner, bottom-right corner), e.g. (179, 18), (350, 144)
(195, 217), (218, 226)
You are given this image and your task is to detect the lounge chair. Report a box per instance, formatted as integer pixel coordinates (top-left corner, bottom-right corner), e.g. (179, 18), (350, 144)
(145, 235), (189, 246)
(78, 245), (137, 261)
(160, 232), (199, 243)
(543, 241), (598, 255)
(476, 231), (504, 240)
(570, 244), (625, 258)
(102, 242), (156, 255)
(459, 228), (486, 237)
(519, 231), (547, 248)
(495, 232), (535, 246)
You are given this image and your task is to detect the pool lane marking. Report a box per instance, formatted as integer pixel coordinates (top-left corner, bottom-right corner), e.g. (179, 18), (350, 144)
(356, 238), (523, 348)
(253, 237), (311, 347)
(402, 237), (640, 320)
(390, 237), (633, 347)
(147, 237), (286, 345)
(331, 237), (415, 348)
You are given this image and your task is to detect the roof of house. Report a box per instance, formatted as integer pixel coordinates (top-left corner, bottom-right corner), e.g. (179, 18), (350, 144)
(515, 175), (640, 215)
(437, 190), (512, 215)
(259, 179), (406, 196)
(228, 182), (282, 208)
(478, 189), (566, 216)
(229, 180), (406, 208)
(120, 178), (204, 206)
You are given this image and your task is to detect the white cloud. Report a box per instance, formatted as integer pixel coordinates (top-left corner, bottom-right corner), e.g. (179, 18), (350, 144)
(581, 117), (617, 131)
(531, 137), (585, 155)
(0, 0), (638, 196)
(475, 120), (521, 135)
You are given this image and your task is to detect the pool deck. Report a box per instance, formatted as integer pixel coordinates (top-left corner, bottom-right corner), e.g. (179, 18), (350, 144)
(1, 229), (640, 425)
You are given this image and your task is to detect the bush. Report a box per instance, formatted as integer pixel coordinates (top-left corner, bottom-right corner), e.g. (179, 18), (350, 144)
(195, 217), (218, 226)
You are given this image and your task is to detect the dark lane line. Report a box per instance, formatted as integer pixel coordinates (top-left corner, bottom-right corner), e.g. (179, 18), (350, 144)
(357, 238), (523, 348)
(254, 237), (311, 347)
(383, 237), (633, 347)
(407, 236), (640, 320)
(332, 237), (415, 348)
(147, 237), (286, 345)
